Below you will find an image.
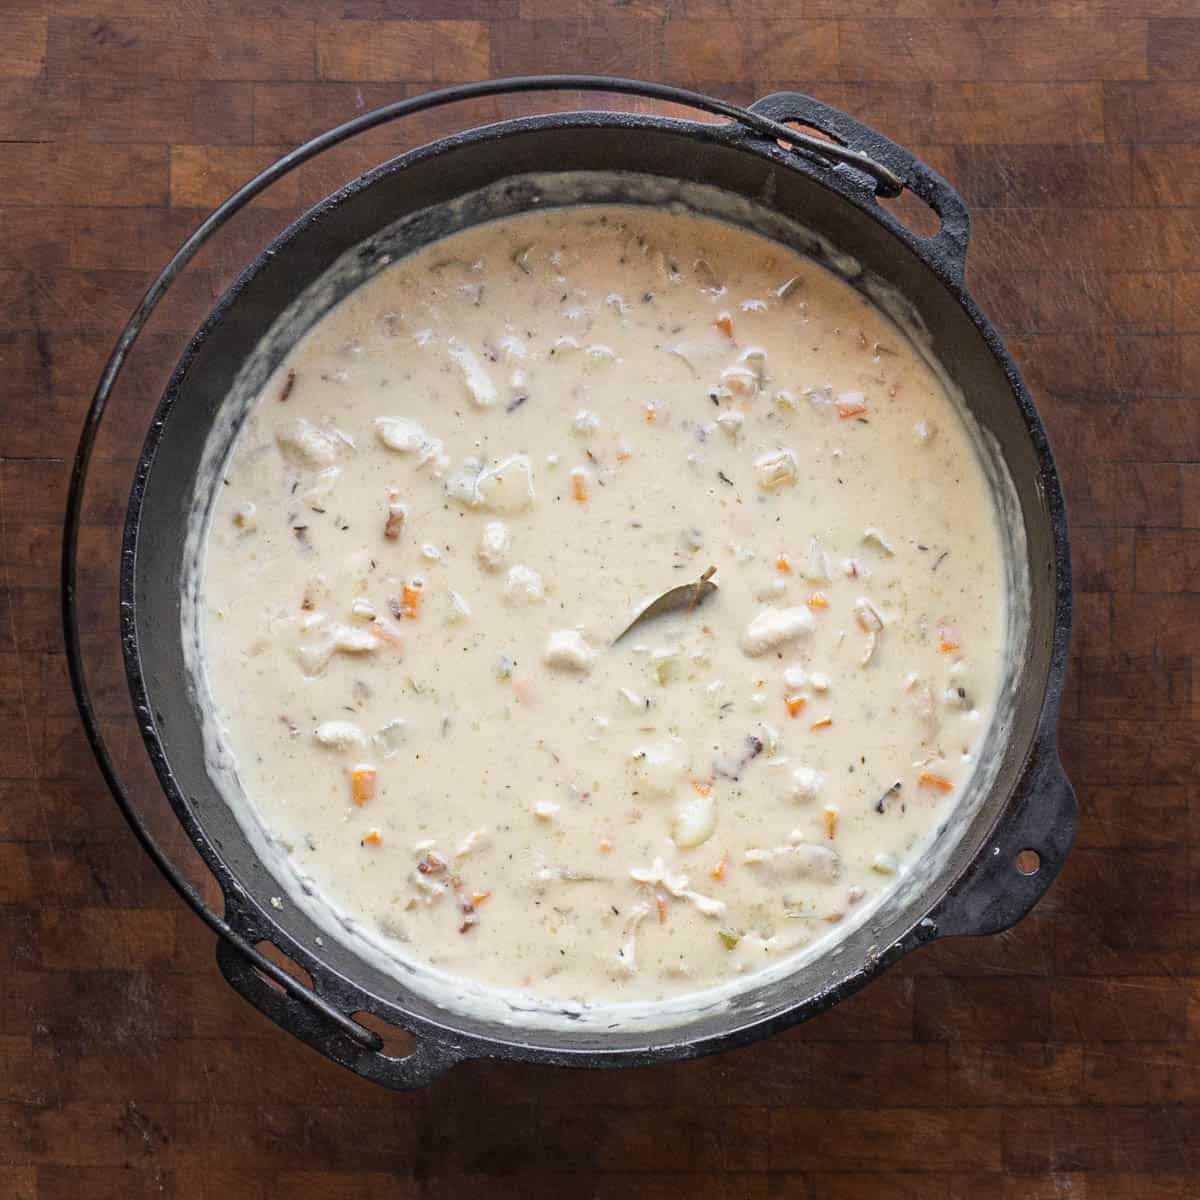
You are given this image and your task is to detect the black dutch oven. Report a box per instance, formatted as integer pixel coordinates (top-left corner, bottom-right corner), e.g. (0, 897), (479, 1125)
(63, 76), (1076, 1089)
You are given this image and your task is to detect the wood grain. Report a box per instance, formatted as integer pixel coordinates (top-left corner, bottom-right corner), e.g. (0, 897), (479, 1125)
(2, 1), (1198, 1196)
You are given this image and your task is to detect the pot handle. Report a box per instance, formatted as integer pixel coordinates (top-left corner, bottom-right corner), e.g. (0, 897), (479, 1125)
(747, 91), (971, 285)
(215, 935), (465, 1090)
(925, 744), (1078, 940)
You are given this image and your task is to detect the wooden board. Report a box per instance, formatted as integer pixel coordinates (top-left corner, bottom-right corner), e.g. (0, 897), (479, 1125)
(2, 3), (1198, 1196)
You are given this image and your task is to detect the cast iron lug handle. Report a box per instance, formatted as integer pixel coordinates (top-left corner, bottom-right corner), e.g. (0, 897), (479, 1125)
(925, 743), (1077, 940)
(214, 933), (464, 1090)
(748, 91), (971, 285)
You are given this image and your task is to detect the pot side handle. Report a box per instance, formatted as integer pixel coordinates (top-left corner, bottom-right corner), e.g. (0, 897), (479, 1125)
(215, 935), (465, 1090)
(926, 744), (1078, 940)
(747, 91), (971, 286)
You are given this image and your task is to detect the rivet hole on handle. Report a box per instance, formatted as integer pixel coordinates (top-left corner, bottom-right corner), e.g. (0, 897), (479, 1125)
(877, 187), (943, 240)
(251, 938), (315, 995)
(353, 1010), (417, 1058)
(1015, 849), (1042, 876)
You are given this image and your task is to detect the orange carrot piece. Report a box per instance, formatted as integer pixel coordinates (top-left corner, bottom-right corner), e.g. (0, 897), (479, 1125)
(689, 777), (713, 797)
(400, 584), (421, 620)
(471, 890), (491, 906)
(785, 694), (808, 719)
(811, 716), (833, 731)
(351, 766), (377, 806)
(615, 441), (632, 462)
(714, 312), (734, 338)
(598, 837), (613, 853)
(807, 591), (828, 609)
(836, 396), (868, 419)
(643, 401), (657, 423)
(919, 770), (955, 792)
(656, 894), (668, 924)
(362, 829), (382, 846)
(939, 625), (960, 653)
(823, 806), (839, 839)
(775, 555), (793, 573)
(571, 469), (588, 502)
(710, 857), (728, 881)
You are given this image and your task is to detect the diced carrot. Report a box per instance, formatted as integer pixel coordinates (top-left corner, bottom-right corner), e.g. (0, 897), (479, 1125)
(571, 469), (588, 502)
(710, 857), (728, 881)
(362, 829), (382, 846)
(939, 625), (960, 653)
(656, 893), (668, 924)
(836, 396), (868, 419)
(807, 591), (828, 609)
(598, 837), (613, 853)
(823, 806), (839, 839)
(615, 440), (632, 462)
(400, 584), (422, 620)
(775, 555), (793, 573)
(689, 777), (713, 797)
(643, 401), (657, 423)
(351, 766), (377, 806)
(823, 911), (845, 924)
(811, 716), (833, 730)
(471, 890), (491, 906)
(714, 312), (734, 338)
(919, 770), (955, 792)
(785, 694), (808, 719)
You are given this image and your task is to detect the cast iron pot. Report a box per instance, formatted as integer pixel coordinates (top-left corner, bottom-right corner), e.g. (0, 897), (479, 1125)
(64, 77), (1076, 1090)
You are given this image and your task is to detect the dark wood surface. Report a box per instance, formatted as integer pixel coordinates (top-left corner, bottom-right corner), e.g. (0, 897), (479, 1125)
(3, 2), (1199, 1196)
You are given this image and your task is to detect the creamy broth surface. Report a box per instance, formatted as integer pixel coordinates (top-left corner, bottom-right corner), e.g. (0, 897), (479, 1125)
(201, 205), (1005, 1007)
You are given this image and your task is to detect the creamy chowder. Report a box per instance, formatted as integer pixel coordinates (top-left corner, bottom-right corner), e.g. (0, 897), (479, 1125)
(199, 204), (1005, 1009)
